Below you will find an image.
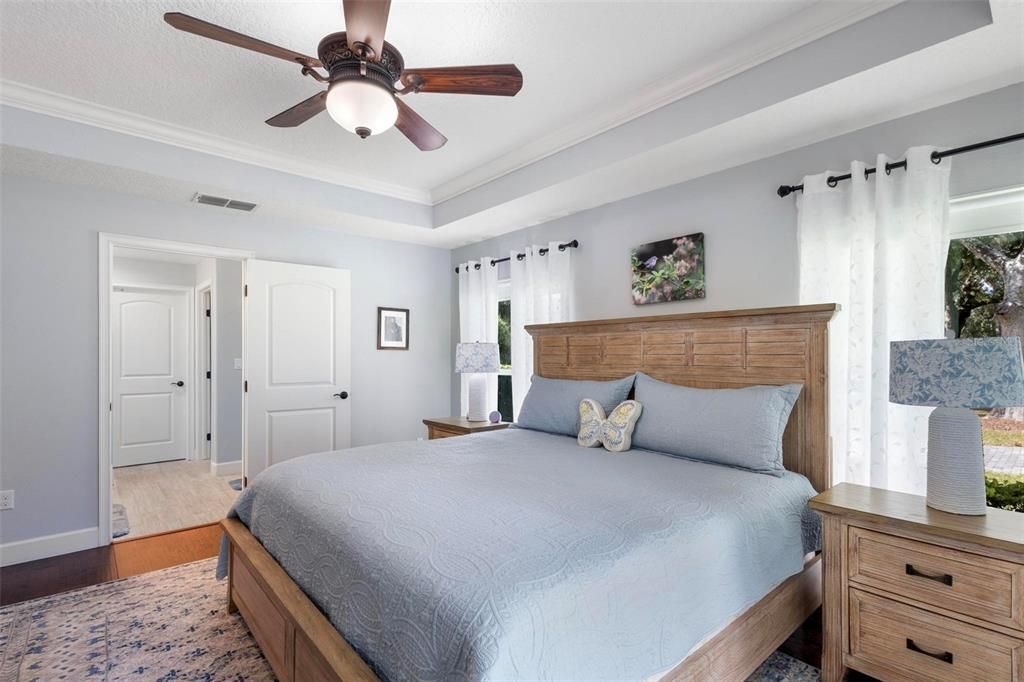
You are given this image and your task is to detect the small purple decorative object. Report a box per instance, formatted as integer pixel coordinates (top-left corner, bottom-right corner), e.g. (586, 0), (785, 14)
(488, 411), (501, 424)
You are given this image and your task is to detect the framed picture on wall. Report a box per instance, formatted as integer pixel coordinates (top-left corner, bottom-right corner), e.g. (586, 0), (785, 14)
(377, 307), (410, 350)
(630, 232), (706, 305)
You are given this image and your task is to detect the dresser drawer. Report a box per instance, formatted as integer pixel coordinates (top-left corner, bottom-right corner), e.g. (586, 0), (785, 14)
(849, 589), (1023, 682)
(848, 526), (1024, 630)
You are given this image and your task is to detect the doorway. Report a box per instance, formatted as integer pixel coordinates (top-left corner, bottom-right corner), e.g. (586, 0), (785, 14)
(108, 247), (243, 539)
(100, 236), (253, 543)
(99, 235), (353, 546)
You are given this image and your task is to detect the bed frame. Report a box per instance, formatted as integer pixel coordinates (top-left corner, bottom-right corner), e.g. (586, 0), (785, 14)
(222, 303), (837, 682)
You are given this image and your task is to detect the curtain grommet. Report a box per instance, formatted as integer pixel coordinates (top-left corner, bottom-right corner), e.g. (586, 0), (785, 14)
(826, 176), (838, 188)
(931, 151), (942, 165)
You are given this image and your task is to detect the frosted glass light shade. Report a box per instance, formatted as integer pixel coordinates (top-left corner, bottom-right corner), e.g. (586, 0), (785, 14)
(325, 80), (398, 138)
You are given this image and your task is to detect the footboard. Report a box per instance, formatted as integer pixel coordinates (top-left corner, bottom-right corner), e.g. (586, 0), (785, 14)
(221, 518), (379, 682)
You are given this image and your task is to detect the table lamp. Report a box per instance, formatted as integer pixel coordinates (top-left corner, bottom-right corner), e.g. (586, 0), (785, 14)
(456, 342), (499, 422)
(890, 337), (1024, 515)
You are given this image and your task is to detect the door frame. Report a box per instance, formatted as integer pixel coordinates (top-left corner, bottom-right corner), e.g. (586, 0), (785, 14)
(98, 234), (254, 546)
(194, 282), (213, 462)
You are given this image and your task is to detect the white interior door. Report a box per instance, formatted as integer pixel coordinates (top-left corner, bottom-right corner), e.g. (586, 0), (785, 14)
(112, 288), (189, 467)
(245, 260), (351, 482)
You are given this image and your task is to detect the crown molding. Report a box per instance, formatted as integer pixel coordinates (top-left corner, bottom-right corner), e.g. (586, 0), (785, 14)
(0, 1), (895, 210)
(0, 79), (433, 205)
(429, 0), (898, 204)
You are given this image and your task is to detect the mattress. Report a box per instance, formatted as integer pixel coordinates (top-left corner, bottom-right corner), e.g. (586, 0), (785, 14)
(218, 427), (819, 681)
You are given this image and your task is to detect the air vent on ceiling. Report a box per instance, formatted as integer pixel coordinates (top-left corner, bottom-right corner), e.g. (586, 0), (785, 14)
(192, 193), (258, 212)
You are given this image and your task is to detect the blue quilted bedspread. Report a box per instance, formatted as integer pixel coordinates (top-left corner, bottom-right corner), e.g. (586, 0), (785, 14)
(219, 428), (819, 681)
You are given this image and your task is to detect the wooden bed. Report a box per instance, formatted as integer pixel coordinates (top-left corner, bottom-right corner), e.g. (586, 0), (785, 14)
(222, 303), (836, 682)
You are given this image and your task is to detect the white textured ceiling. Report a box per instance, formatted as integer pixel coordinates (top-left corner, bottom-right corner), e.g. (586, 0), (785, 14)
(0, 0), (831, 195)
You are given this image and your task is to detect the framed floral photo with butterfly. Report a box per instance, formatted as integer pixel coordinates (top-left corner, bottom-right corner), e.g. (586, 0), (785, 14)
(630, 232), (705, 305)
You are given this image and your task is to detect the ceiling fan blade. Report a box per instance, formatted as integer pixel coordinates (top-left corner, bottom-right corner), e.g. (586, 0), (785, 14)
(342, 0), (391, 61)
(266, 92), (328, 127)
(401, 65), (523, 96)
(394, 98), (447, 151)
(164, 12), (321, 68)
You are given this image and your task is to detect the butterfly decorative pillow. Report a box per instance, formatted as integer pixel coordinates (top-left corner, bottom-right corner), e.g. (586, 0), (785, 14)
(577, 399), (643, 452)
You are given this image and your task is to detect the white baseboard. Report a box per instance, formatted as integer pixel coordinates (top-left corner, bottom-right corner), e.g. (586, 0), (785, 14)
(210, 459), (242, 477)
(0, 526), (100, 567)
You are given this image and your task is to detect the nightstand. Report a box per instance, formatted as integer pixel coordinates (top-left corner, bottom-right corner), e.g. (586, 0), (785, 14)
(423, 417), (510, 440)
(809, 483), (1024, 682)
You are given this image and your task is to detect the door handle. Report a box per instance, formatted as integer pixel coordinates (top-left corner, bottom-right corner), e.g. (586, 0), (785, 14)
(333, 391), (349, 399)
(170, 380), (185, 387)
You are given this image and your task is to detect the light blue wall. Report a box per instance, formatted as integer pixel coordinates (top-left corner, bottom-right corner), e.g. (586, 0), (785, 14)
(214, 259), (244, 465)
(0, 176), (452, 545)
(449, 84), (1024, 414)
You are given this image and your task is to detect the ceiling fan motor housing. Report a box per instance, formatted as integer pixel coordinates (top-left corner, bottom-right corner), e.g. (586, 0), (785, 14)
(317, 32), (405, 91)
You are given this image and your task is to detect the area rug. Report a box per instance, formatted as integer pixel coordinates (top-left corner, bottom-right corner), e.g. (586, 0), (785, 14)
(111, 503), (130, 539)
(0, 558), (820, 681)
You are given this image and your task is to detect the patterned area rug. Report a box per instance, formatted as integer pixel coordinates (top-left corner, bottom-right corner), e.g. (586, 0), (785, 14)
(0, 558), (820, 681)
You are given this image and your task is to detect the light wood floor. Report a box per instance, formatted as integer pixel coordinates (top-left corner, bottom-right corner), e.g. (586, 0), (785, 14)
(112, 460), (239, 539)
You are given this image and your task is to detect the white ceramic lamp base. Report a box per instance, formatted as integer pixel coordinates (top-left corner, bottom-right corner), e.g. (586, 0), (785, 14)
(466, 373), (488, 422)
(927, 407), (986, 515)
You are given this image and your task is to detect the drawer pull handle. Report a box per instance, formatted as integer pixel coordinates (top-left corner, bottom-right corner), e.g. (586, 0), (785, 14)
(906, 638), (953, 664)
(905, 563), (953, 586)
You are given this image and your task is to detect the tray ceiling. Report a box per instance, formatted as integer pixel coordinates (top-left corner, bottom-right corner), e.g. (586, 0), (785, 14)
(1, 0), (842, 197)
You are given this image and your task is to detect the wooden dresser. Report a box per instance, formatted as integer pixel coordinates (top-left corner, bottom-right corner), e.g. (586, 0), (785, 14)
(810, 483), (1024, 682)
(423, 416), (510, 440)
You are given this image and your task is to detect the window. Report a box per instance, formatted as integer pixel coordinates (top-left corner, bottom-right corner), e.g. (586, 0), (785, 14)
(945, 187), (1024, 511)
(497, 275), (513, 422)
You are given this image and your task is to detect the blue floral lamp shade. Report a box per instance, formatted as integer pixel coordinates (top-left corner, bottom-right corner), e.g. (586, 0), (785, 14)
(455, 342), (500, 374)
(456, 342), (499, 422)
(890, 337), (1024, 515)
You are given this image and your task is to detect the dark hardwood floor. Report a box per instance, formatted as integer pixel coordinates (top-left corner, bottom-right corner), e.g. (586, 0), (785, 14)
(1, 522), (222, 606)
(779, 607), (822, 668)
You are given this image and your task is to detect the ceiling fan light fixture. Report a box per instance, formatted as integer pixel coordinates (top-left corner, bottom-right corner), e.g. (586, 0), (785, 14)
(325, 79), (398, 138)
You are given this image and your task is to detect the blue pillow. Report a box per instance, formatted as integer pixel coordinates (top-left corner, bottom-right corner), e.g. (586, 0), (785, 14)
(517, 375), (636, 437)
(632, 372), (802, 475)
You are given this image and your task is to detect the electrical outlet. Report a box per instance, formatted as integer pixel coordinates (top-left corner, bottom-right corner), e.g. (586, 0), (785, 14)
(0, 490), (13, 510)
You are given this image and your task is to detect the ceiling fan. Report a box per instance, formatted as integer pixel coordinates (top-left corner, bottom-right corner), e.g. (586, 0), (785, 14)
(164, 1), (523, 151)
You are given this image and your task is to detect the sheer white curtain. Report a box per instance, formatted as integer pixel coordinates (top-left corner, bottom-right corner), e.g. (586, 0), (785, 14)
(510, 242), (575, 417)
(798, 146), (951, 493)
(458, 258), (498, 417)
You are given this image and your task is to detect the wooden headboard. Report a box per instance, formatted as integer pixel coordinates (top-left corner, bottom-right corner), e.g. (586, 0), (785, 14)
(525, 304), (837, 491)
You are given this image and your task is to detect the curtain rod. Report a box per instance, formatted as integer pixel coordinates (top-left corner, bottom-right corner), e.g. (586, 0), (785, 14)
(776, 131), (1024, 198)
(454, 240), (579, 274)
